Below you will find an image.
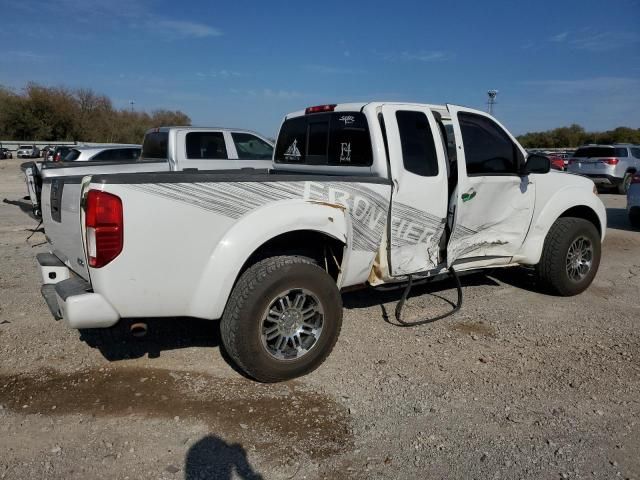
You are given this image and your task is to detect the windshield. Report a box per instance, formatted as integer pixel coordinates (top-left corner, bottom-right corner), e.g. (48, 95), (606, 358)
(275, 111), (372, 166)
(19, 145), (32, 149)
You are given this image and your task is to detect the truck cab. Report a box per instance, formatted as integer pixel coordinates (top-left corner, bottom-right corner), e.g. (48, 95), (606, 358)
(273, 102), (604, 281)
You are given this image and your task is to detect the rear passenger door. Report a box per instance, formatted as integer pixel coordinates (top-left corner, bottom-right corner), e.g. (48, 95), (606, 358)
(381, 105), (449, 276)
(446, 105), (534, 267)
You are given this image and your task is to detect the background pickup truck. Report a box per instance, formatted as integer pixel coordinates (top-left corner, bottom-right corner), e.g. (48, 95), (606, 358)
(21, 127), (274, 217)
(37, 102), (606, 382)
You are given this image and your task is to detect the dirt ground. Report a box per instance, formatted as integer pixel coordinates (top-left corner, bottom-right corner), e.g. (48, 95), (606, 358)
(1, 156), (638, 480)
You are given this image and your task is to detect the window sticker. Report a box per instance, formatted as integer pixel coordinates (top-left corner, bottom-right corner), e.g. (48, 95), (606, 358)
(339, 115), (355, 125)
(284, 139), (301, 160)
(340, 142), (351, 163)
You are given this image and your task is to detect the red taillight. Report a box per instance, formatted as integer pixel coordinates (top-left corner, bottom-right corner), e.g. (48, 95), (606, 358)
(632, 174), (640, 185)
(85, 190), (123, 268)
(600, 158), (619, 165)
(305, 104), (336, 114)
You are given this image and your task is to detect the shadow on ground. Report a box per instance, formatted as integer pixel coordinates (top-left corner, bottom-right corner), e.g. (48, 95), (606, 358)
(606, 207), (636, 232)
(185, 435), (263, 480)
(79, 317), (222, 361)
(2, 197), (38, 220)
(342, 271), (500, 310)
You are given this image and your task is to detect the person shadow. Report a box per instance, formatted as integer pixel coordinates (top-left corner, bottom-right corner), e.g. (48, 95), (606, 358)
(185, 435), (263, 480)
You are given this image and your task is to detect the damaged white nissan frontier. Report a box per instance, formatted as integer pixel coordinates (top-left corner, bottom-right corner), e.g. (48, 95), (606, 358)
(36, 102), (606, 382)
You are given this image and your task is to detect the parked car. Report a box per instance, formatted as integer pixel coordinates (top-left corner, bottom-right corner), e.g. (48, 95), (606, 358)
(21, 128), (273, 217)
(548, 155), (565, 171)
(51, 145), (73, 162)
(62, 145), (142, 162)
(17, 144), (40, 158)
(0, 147), (13, 159)
(567, 144), (640, 194)
(35, 102), (606, 382)
(628, 172), (640, 228)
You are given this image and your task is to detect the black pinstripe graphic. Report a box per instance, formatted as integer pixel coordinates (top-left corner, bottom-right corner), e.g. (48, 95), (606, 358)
(390, 203), (446, 248)
(125, 181), (448, 255)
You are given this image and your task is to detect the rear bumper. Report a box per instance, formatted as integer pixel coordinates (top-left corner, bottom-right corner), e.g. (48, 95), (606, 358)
(37, 252), (120, 329)
(577, 174), (622, 186)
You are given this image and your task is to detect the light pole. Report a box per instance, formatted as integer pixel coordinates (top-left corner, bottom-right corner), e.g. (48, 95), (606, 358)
(129, 100), (135, 112)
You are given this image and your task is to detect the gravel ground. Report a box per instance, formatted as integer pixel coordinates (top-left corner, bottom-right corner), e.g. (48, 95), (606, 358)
(0, 156), (638, 480)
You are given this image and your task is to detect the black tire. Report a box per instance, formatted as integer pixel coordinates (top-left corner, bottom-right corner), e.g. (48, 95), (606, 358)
(536, 217), (601, 296)
(221, 256), (343, 382)
(618, 173), (632, 194)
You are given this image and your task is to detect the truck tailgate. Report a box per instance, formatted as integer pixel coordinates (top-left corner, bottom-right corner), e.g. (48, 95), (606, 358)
(41, 161), (169, 280)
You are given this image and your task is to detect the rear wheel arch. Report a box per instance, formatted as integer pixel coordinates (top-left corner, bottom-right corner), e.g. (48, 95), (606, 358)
(236, 229), (346, 285)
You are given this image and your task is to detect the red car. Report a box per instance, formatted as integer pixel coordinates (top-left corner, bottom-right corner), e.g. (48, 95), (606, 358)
(548, 155), (565, 171)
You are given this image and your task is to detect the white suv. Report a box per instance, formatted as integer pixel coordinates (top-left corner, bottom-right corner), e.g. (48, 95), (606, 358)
(567, 144), (640, 194)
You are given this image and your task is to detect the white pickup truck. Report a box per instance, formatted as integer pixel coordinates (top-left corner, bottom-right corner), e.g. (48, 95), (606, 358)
(36, 102), (606, 382)
(22, 127), (273, 217)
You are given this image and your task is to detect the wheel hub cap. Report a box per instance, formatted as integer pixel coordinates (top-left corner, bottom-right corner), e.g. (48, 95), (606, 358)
(566, 236), (593, 282)
(260, 288), (324, 361)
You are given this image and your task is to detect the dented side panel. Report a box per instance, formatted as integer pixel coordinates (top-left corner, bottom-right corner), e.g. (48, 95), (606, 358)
(448, 176), (535, 262)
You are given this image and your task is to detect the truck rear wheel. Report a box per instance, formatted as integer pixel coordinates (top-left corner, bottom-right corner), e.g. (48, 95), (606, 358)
(536, 217), (601, 296)
(220, 256), (343, 382)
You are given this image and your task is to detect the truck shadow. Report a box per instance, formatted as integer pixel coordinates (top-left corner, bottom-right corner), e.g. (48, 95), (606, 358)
(79, 317), (222, 360)
(2, 197), (38, 220)
(79, 271), (539, 366)
(342, 272), (499, 309)
(606, 207), (636, 232)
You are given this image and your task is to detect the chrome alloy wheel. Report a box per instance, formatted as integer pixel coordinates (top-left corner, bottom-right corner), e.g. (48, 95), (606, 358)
(566, 236), (593, 282)
(260, 288), (324, 360)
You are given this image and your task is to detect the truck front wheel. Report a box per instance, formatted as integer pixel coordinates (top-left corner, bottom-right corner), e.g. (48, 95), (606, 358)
(536, 217), (601, 296)
(221, 256), (343, 382)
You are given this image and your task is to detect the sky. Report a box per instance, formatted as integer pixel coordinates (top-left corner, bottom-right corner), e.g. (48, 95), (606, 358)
(0, 0), (639, 137)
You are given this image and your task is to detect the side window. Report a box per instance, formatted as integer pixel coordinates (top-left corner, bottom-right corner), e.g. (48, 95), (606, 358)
(231, 133), (273, 160)
(395, 111), (439, 177)
(614, 147), (629, 157)
(91, 149), (120, 161)
(631, 148), (640, 158)
(459, 112), (520, 175)
(186, 132), (227, 159)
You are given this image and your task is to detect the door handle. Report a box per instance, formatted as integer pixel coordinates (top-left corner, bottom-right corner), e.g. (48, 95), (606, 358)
(461, 189), (476, 203)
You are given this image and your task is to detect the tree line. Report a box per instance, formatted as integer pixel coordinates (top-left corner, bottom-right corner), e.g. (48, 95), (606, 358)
(0, 83), (191, 144)
(516, 124), (640, 149)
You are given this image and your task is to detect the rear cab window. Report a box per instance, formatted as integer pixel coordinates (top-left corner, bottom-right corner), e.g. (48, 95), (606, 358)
(275, 111), (373, 166)
(141, 132), (169, 160)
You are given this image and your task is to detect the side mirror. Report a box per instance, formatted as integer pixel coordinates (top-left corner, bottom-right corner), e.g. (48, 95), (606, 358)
(522, 154), (550, 175)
